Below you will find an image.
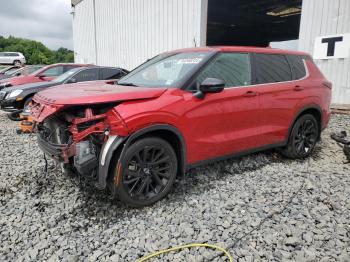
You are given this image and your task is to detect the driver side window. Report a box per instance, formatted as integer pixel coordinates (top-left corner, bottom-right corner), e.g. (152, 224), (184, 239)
(195, 53), (251, 89)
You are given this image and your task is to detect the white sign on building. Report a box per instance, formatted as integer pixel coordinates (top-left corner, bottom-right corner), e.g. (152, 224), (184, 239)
(313, 33), (350, 60)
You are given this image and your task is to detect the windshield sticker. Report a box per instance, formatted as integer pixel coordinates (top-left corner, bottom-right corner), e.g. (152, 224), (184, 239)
(165, 79), (173, 85)
(177, 58), (203, 64)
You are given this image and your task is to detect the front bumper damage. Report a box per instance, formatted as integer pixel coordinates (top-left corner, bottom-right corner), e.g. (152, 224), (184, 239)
(34, 103), (129, 190)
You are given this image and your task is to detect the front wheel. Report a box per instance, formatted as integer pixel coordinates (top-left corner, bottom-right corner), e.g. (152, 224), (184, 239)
(111, 137), (178, 207)
(281, 114), (319, 159)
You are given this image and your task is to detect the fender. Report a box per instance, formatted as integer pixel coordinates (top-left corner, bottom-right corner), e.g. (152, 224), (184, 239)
(287, 104), (323, 141)
(96, 124), (187, 189)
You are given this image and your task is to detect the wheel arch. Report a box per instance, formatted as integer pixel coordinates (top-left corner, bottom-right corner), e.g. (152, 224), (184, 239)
(288, 105), (323, 141)
(97, 124), (187, 190)
(122, 124), (187, 175)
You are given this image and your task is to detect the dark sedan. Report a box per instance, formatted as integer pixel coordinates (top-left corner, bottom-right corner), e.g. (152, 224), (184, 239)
(0, 66), (128, 112)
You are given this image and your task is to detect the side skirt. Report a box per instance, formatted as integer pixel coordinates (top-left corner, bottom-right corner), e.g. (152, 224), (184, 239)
(186, 142), (287, 170)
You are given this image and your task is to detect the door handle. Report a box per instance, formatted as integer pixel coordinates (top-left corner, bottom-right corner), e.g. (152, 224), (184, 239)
(294, 85), (304, 91)
(243, 91), (258, 97)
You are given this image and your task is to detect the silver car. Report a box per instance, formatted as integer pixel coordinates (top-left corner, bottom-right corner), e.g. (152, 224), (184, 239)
(0, 52), (26, 66)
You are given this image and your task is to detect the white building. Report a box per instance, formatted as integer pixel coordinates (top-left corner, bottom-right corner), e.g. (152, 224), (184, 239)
(71, 0), (350, 105)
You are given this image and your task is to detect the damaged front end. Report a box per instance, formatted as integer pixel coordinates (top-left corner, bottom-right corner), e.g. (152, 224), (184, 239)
(32, 101), (128, 187)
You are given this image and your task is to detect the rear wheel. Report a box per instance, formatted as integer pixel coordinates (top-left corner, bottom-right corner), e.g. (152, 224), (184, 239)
(13, 60), (22, 67)
(112, 137), (177, 207)
(281, 114), (319, 159)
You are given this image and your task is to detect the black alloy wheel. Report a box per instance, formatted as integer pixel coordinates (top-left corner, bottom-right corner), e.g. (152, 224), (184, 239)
(113, 137), (177, 207)
(281, 114), (319, 159)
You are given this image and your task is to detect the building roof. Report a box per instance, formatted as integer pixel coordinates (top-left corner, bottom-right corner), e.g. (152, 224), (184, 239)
(71, 0), (83, 6)
(169, 46), (310, 56)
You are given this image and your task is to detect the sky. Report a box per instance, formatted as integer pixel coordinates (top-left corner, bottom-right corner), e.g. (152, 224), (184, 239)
(0, 0), (73, 50)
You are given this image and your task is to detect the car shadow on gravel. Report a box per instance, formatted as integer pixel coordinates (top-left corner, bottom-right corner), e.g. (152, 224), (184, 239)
(64, 146), (324, 223)
(31, 140), (326, 228)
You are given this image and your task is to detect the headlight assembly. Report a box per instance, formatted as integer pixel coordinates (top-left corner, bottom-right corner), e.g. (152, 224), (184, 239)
(7, 89), (23, 99)
(0, 82), (11, 88)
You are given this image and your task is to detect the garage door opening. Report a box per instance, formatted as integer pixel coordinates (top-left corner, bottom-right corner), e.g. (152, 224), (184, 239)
(206, 0), (303, 47)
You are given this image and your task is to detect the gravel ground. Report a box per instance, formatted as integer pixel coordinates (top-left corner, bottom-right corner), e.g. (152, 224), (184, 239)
(0, 111), (349, 262)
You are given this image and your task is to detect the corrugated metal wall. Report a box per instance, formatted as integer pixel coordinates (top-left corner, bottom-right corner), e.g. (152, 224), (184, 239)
(73, 0), (208, 70)
(72, 0), (96, 64)
(299, 0), (350, 105)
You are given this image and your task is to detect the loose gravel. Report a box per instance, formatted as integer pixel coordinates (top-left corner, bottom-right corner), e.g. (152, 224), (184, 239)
(0, 111), (349, 262)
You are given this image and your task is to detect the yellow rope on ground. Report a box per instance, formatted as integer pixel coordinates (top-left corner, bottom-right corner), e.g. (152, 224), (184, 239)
(137, 243), (233, 262)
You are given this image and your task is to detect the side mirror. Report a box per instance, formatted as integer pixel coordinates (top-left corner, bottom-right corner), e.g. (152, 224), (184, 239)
(194, 78), (225, 99)
(66, 78), (77, 84)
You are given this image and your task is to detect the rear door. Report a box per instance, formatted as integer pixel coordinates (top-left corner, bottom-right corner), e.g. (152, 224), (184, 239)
(252, 53), (306, 146)
(182, 52), (261, 164)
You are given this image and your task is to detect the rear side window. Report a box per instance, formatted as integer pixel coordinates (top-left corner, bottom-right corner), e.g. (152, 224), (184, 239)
(101, 68), (124, 80)
(253, 54), (292, 84)
(287, 55), (307, 80)
(73, 68), (99, 82)
(196, 53), (251, 88)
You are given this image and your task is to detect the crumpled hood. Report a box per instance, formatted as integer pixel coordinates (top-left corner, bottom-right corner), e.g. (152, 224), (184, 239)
(32, 81), (168, 122)
(34, 81), (168, 105)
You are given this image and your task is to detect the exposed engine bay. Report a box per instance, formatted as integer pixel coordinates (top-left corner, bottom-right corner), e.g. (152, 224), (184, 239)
(35, 103), (122, 176)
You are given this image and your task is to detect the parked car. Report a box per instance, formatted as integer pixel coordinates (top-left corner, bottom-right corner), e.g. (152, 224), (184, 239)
(0, 52), (26, 66)
(0, 63), (90, 90)
(0, 65), (20, 75)
(31, 46), (332, 207)
(0, 65), (43, 81)
(0, 66), (128, 112)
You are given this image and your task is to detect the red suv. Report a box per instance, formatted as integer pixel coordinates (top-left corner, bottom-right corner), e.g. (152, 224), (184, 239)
(31, 47), (332, 207)
(0, 63), (90, 89)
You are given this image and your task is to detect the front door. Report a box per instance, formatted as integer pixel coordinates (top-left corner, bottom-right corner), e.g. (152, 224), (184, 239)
(182, 52), (261, 164)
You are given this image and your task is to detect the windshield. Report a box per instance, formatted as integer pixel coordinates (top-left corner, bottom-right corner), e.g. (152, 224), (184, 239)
(52, 68), (82, 83)
(118, 52), (211, 88)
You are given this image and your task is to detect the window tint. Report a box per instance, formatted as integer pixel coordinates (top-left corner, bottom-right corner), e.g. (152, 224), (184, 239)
(101, 68), (124, 80)
(253, 54), (292, 84)
(7, 53), (19, 57)
(196, 53), (251, 88)
(287, 55), (307, 80)
(73, 68), (99, 82)
(64, 65), (79, 72)
(40, 66), (64, 77)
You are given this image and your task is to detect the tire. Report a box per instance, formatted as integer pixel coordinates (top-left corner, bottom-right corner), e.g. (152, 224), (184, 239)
(281, 114), (319, 159)
(7, 109), (23, 121)
(111, 137), (178, 207)
(13, 60), (22, 67)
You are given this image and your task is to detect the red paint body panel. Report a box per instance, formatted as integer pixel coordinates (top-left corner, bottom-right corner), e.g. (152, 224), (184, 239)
(34, 81), (167, 105)
(32, 47), (331, 167)
(0, 63), (89, 86)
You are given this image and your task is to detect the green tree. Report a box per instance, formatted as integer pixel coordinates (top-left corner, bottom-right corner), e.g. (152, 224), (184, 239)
(0, 35), (74, 64)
